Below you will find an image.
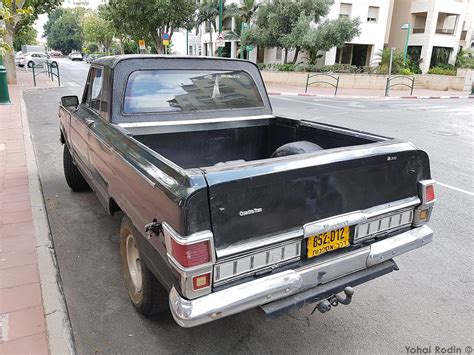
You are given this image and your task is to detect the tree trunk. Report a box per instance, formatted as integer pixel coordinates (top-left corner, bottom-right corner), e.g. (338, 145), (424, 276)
(291, 47), (300, 64)
(151, 31), (163, 54)
(4, 26), (17, 84)
(283, 48), (288, 64)
(209, 23), (214, 56)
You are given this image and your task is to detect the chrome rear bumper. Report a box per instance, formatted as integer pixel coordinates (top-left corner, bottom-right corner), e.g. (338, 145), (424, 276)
(169, 225), (433, 328)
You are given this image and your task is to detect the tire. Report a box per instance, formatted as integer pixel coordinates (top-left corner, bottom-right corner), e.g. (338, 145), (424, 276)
(120, 216), (169, 317)
(27, 61), (34, 68)
(63, 145), (90, 191)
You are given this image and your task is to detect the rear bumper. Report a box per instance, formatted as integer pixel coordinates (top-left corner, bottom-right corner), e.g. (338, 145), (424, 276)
(169, 225), (433, 328)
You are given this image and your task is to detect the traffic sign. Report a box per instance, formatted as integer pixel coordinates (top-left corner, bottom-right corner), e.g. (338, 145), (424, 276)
(162, 39), (170, 46)
(216, 32), (225, 48)
(162, 33), (170, 40)
(138, 40), (145, 50)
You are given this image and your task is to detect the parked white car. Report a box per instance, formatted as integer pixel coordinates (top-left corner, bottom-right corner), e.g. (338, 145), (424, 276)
(69, 52), (83, 61)
(19, 52), (54, 68)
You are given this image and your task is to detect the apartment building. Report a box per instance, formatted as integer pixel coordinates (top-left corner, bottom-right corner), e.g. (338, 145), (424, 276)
(387, 0), (472, 73)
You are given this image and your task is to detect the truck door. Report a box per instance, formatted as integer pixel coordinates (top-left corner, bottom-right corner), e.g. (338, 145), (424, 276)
(69, 67), (103, 180)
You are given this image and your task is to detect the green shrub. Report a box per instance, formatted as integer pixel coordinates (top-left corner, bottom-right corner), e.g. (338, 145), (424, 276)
(427, 66), (457, 76)
(257, 63), (267, 70)
(399, 68), (413, 75)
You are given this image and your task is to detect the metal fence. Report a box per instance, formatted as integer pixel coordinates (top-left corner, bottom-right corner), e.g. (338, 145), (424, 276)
(385, 75), (414, 97)
(28, 60), (60, 87)
(305, 73), (340, 95)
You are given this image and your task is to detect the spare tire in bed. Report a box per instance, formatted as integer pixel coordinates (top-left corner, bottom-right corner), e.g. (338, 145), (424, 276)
(271, 141), (323, 158)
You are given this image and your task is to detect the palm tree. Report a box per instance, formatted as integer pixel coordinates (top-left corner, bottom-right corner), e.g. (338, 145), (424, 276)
(197, 0), (219, 56)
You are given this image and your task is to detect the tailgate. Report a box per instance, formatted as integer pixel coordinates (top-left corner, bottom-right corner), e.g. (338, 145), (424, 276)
(202, 141), (420, 252)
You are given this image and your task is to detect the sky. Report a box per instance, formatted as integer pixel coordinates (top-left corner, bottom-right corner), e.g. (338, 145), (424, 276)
(34, 14), (48, 44)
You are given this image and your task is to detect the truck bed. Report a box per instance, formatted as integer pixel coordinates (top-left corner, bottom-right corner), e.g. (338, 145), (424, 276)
(133, 117), (382, 169)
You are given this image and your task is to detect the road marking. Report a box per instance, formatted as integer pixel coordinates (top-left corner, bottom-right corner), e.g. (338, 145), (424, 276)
(273, 96), (348, 110)
(437, 182), (474, 196)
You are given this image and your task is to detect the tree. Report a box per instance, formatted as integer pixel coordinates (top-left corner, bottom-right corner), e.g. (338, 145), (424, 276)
(0, 0), (61, 83)
(242, 0), (359, 64)
(83, 12), (115, 54)
(104, 0), (195, 54)
(47, 9), (84, 55)
(13, 24), (37, 52)
(301, 16), (361, 65)
(196, 0), (238, 56)
(43, 8), (65, 40)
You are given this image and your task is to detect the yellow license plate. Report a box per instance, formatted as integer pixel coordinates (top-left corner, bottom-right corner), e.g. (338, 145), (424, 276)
(307, 226), (350, 258)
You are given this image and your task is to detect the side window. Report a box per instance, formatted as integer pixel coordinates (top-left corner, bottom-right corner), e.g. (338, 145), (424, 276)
(88, 68), (103, 112)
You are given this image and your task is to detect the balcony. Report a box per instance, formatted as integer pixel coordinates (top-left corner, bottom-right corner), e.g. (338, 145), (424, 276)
(411, 12), (427, 34)
(435, 12), (459, 36)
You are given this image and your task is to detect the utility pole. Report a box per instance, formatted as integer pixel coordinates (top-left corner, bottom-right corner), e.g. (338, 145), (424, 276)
(218, 0), (223, 57)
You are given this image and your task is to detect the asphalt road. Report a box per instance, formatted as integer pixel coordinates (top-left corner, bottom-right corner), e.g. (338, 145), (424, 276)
(24, 58), (474, 354)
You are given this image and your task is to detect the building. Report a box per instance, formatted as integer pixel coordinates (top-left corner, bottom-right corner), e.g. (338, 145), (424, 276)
(387, 0), (473, 73)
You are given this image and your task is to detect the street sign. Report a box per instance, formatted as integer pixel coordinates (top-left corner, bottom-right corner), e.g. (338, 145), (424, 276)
(246, 45), (253, 52)
(162, 40), (170, 46)
(162, 33), (170, 40)
(138, 40), (145, 50)
(216, 32), (225, 48)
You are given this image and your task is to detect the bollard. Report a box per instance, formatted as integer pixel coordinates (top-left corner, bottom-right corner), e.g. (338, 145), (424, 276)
(0, 59), (11, 104)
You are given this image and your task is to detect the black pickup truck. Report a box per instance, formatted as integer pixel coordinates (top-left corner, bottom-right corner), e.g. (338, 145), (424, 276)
(59, 55), (435, 327)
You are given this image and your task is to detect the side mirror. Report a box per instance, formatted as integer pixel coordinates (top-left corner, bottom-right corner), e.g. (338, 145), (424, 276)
(61, 95), (79, 108)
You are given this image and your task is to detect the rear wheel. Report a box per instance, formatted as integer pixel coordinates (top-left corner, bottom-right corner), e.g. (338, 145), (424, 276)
(120, 216), (169, 317)
(63, 145), (89, 191)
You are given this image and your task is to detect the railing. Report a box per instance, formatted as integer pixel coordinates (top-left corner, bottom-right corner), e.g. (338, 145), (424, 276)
(28, 60), (60, 87)
(435, 28), (455, 34)
(385, 75), (415, 97)
(305, 73), (340, 95)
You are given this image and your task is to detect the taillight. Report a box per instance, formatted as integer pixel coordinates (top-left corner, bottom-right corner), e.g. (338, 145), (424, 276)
(170, 239), (210, 268)
(192, 273), (211, 290)
(419, 180), (436, 204)
(425, 185), (435, 203)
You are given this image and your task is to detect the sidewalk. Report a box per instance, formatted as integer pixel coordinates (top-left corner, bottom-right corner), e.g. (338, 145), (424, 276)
(265, 82), (473, 99)
(1, 70), (70, 354)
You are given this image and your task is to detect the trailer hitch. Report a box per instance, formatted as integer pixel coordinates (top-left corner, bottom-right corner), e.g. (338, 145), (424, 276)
(312, 287), (354, 314)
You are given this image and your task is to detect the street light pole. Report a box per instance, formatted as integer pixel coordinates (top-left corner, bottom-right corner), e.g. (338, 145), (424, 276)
(218, 0), (223, 57)
(402, 23), (411, 66)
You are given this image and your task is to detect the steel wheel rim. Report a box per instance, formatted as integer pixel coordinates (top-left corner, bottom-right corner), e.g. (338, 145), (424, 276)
(126, 234), (142, 292)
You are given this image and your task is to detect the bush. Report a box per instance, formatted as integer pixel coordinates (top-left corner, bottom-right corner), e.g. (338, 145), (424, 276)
(257, 63), (267, 70)
(399, 68), (413, 76)
(427, 66), (457, 76)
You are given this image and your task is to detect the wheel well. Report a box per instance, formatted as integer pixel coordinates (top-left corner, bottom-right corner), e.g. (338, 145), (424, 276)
(109, 197), (122, 216)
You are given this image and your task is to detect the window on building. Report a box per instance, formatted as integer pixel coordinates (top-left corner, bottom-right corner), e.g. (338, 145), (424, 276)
(435, 13), (459, 35)
(339, 3), (352, 18)
(367, 6), (379, 23)
(275, 48), (282, 61)
(412, 12), (427, 33)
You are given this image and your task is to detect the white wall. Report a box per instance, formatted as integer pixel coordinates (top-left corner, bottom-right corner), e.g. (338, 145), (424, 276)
(324, 0), (392, 66)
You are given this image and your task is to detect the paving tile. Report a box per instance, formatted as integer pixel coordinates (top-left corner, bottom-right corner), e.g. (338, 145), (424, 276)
(0, 332), (48, 355)
(1, 306), (46, 343)
(3, 178), (29, 188)
(0, 235), (36, 253)
(2, 200), (31, 213)
(0, 283), (42, 313)
(3, 172), (29, 181)
(0, 264), (39, 289)
(0, 221), (35, 239)
(2, 185), (29, 196)
(3, 211), (33, 225)
(0, 250), (36, 270)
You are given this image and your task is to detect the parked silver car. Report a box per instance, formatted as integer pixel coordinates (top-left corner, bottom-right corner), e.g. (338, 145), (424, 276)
(19, 52), (55, 68)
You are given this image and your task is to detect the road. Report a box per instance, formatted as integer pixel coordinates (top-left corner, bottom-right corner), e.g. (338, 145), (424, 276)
(24, 58), (474, 354)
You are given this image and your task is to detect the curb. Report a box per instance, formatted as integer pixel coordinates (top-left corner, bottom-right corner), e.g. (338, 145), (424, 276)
(267, 92), (474, 99)
(20, 90), (76, 355)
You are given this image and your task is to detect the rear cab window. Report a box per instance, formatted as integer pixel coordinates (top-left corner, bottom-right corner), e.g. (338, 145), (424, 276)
(123, 70), (264, 114)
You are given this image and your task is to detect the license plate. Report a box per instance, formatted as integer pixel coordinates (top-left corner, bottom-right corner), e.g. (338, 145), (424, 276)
(307, 226), (350, 258)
